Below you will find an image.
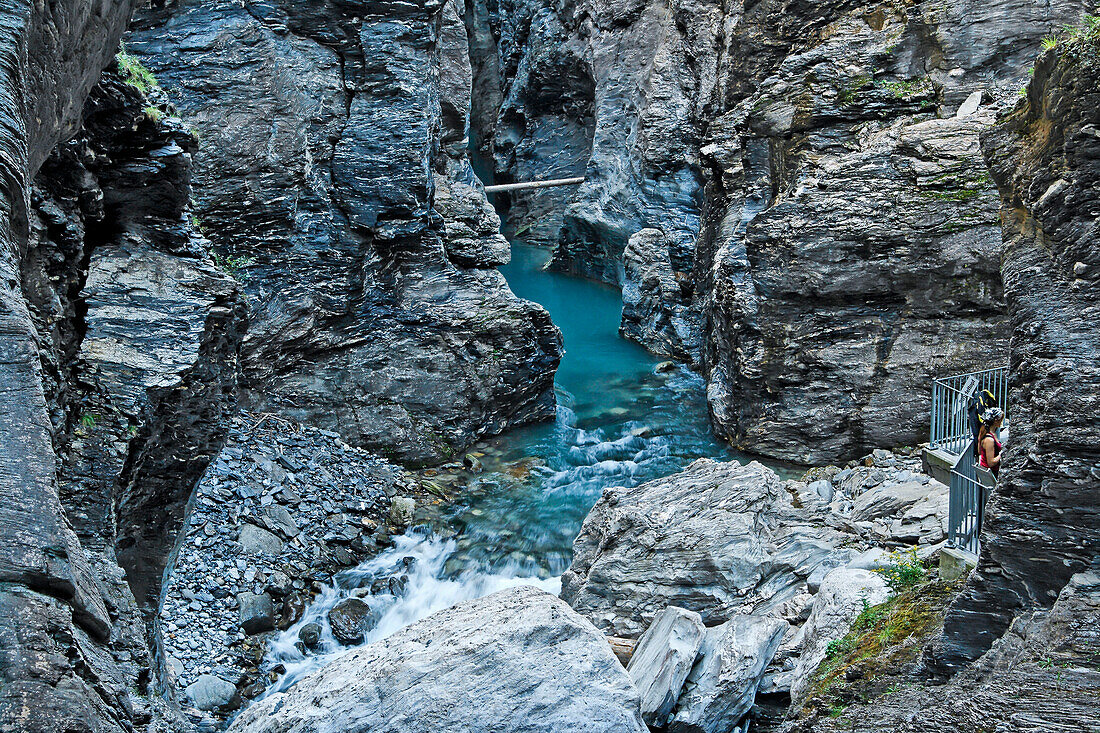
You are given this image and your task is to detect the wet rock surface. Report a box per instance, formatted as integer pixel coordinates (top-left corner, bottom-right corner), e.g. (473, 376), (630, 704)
(157, 413), (434, 720)
(126, 0), (562, 465)
(226, 586), (649, 733)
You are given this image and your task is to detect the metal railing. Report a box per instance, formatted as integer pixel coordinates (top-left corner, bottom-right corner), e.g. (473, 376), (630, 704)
(946, 439), (996, 555)
(929, 366), (1009, 456)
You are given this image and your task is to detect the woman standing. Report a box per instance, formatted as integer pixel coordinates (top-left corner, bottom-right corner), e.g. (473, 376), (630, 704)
(978, 407), (1005, 477)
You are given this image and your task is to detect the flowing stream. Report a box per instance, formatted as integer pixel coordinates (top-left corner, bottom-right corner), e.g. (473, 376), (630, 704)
(263, 242), (785, 692)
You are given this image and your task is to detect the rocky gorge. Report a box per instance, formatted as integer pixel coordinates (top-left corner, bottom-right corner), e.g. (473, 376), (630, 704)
(0, 1), (1098, 733)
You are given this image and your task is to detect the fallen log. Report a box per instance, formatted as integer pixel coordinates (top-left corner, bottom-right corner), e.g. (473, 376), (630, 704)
(607, 636), (637, 668)
(482, 176), (585, 194)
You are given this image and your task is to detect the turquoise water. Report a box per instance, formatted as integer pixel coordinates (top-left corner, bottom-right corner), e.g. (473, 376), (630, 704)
(266, 239), (783, 691)
(502, 244), (670, 423)
(433, 243), (745, 575)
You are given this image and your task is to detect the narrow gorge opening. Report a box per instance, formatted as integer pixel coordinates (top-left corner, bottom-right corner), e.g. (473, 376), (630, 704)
(254, 10), (801, 693)
(10, 2), (1098, 732)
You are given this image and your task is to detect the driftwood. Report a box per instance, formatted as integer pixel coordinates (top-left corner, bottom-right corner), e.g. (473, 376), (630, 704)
(607, 636), (637, 668)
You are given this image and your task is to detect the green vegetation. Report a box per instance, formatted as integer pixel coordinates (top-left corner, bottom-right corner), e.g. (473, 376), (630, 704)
(873, 548), (926, 593)
(837, 74), (873, 106)
(805, 574), (965, 720)
(879, 78), (932, 98)
(1061, 14), (1100, 48)
(1038, 14), (1100, 64)
(918, 168), (993, 203)
(204, 230), (256, 282)
(210, 251), (255, 282)
(117, 43), (158, 93)
(143, 105), (164, 122)
(79, 413), (97, 429)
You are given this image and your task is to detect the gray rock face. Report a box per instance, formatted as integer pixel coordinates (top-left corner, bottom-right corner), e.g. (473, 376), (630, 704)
(669, 615), (789, 733)
(562, 460), (861, 637)
(227, 586), (648, 733)
(785, 566), (1100, 733)
(0, 1), (139, 681)
(486, 0), (1084, 464)
(627, 606), (706, 727)
(621, 229), (702, 365)
(127, 0), (562, 465)
(787, 568), (891, 706)
(931, 36), (1100, 672)
(1, 4), (239, 725)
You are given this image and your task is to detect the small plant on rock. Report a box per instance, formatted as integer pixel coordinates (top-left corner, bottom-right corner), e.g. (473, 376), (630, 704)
(825, 637), (855, 660)
(874, 548), (926, 594)
(210, 251), (255, 283)
(117, 43), (158, 93)
(853, 598), (887, 632)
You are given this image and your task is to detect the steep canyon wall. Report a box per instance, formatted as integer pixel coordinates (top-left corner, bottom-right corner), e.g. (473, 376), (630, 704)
(488, 0), (1087, 463)
(127, 0), (562, 467)
(0, 1), (246, 730)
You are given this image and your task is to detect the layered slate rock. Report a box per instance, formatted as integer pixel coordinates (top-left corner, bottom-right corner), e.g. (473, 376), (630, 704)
(668, 615), (789, 733)
(128, 0), (562, 465)
(627, 606), (706, 728)
(488, 0), (1083, 463)
(0, 3), (234, 730)
(227, 586), (648, 733)
(561, 460), (862, 637)
(697, 6), (1028, 462)
(931, 35), (1100, 672)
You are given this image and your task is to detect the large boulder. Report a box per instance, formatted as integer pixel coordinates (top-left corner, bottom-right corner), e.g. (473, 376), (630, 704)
(627, 606), (706, 727)
(788, 567), (891, 705)
(850, 481), (941, 523)
(237, 592), (275, 635)
(227, 586), (648, 733)
(562, 460), (861, 636)
(668, 615), (789, 733)
(185, 674), (239, 713)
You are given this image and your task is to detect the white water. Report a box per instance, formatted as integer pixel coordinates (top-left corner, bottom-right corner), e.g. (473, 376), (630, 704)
(261, 245), (792, 694)
(266, 531), (559, 693)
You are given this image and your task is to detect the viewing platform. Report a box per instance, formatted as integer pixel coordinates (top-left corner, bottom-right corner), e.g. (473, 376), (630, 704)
(923, 366), (1008, 565)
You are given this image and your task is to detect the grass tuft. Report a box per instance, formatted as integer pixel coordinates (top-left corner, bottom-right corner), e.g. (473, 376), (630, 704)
(117, 42), (158, 94)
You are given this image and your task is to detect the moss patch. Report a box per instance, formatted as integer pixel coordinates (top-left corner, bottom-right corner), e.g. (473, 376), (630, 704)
(837, 74), (873, 106)
(801, 574), (966, 723)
